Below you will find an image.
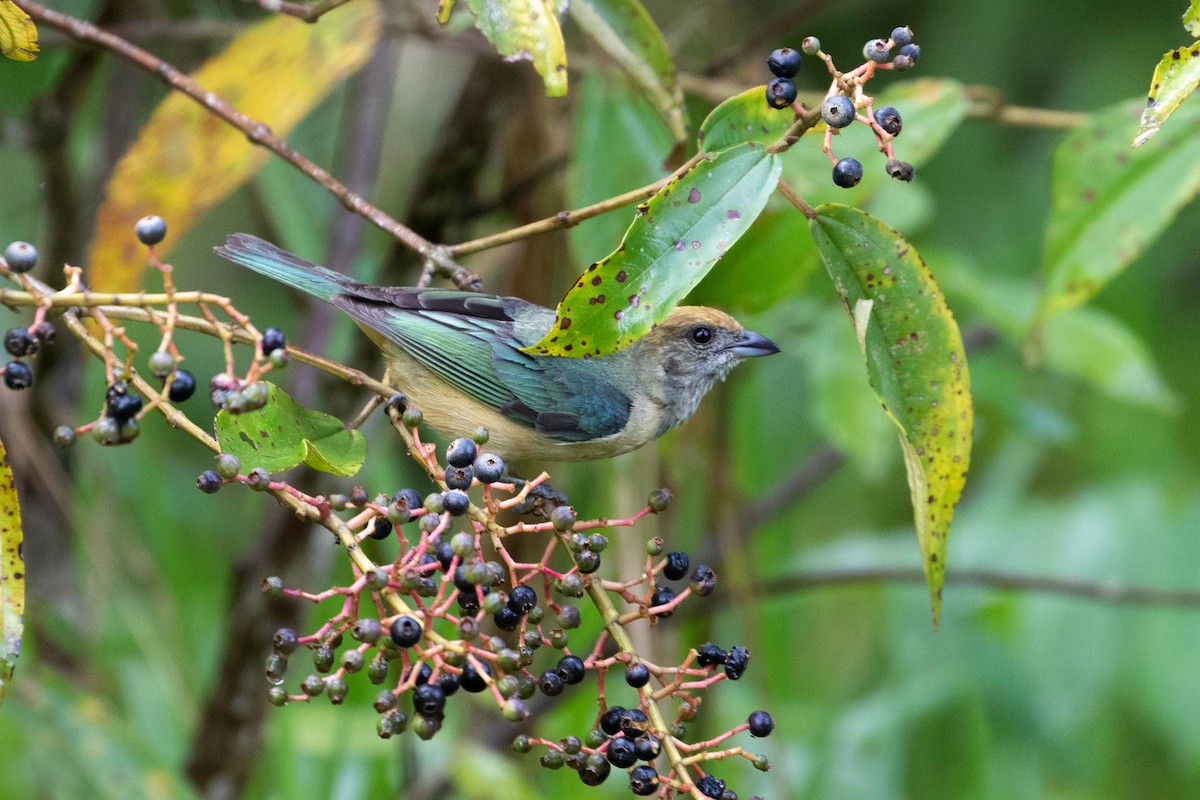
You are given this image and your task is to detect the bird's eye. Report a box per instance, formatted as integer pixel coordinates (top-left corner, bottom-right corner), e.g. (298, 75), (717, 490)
(690, 326), (713, 345)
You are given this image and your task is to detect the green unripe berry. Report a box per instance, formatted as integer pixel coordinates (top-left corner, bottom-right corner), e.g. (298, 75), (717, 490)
(412, 713), (441, 740)
(246, 467), (270, 490)
(512, 734), (532, 753)
(401, 405), (423, 427)
(647, 488), (671, 513)
(148, 350), (176, 377)
(264, 652), (288, 683)
(92, 417), (121, 446)
(312, 645), (335, 673)
(300, 674), (324, 696)
(267, 686), (288, 707)
(261, 575), (284, 598)
(502, 697), (529, 722)
(324, 676), (348, 704)
(801, 35), (821, 55)
(341, 650), (364, 673)
(53, 425), (77, 447)
(367, 659), (390, 684)
(450, 531), (475, 558)
(242, 381), (269, 409)
(214, 453), (241, 479)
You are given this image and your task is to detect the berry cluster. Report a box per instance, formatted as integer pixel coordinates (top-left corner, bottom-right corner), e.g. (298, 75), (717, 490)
(2, 241), (54, 392)
(766, 26), (919, 189)
(238, 426), (773, 798)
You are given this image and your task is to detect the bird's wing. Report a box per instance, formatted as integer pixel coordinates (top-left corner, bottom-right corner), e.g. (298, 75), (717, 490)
(330, 288), (631, 442)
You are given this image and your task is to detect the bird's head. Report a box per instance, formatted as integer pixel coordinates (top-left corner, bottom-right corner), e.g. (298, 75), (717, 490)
(632, 306), (780, 431)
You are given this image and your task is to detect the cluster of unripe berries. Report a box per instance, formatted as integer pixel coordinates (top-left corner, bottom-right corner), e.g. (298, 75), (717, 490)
(763, 27), (919, 190)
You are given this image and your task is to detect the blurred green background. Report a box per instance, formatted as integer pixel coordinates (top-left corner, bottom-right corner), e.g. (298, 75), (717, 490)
(2, 0), (1199, 798)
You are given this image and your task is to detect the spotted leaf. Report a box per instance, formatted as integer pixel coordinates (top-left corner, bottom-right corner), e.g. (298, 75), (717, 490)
(464, 0), (568, 97)
(525, 142), (781, 357)
(1134, 42), (1200, 147)
(0, 433), (23, 705)
(215, 383), (365, 477)
(1037, 98), (1200, 330)
(697, 85), (797, 152)
(810, 204), (973, 627)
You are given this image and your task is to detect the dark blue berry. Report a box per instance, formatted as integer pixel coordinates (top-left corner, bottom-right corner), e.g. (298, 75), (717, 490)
(663, 551), (689, 581)
(556, 654), (586, 685)
(821, 95), (856, 128)
(460, 660), (491, 693)
(405, 661), (433, 685)
(891, 26), (913, 46)
(389, 615), (423, 647)
(472, 453), (504, 484)
(446, 437), (477, 468)
(444, 465), (473, 490)
(4, 328), (37, 357)
(196, 470), (222, 494)
(619, 708), (649, 739)
(167, 369), (196, 402)
(724, 646), (750, 680)
(538, 669), (564, 696)
(630, 765), (659, 795)
(437, 671), (460, 696)
(696, 643), (726, 667)
(106, 384), (143, 422)
(412, 683), (446, 717)
(600, 705), (626, 735)
(697, 774), (726, 798)
(625, 663), (651, 688)
(898, 43), (920, 61)
(493, 605), (521, 631)
(391, 487), (424, 521)
(765, 77), (798, 110)
(832, 157), (864, 188)
(260, 327), (287, 354)
(272, 627), (299, 654)
(874, 105), (902, 136)
(634, 734), (661, 761)
(748, 709), (775, 737)
(4, 242), (37, 273)
(767, 47), (801, 78)
(3, 361), (32, 390)
(507, 584), (537, 615)
(650, 584), (676, 618)
(434, 540), (455, 571)
(863, 38), (890, 62)
(369, 518), (393, 540)
(442, 489), (470, 516)
(576, 550), (601, 574)
(135, 215), (167, 246)
(606, 737), (637, 768)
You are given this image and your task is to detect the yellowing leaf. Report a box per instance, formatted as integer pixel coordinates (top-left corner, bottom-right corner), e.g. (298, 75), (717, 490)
(464, 0), (568, 97)
(810, 205), (973, 627)
(0, 0), (37, 61)
(0, 433), (24, 705)
(1185, 1), (1200, 36)
(88, 2), (381, 292)
(1133, 42), (1200, 147)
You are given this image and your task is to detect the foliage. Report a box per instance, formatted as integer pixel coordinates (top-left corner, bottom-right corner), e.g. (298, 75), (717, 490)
(1, 1), (1199, 799)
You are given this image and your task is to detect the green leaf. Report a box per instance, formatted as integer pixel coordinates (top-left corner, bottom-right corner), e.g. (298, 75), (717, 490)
(569, 0), (687, 151)
(526, 142), (781, 356)
(1037, 98), (1200, 324)
(0, 434), (23, 705)
(1184, 2), (1200, 38)
(1133, 43), (1200, 147)
(464, 0), (568, 97)
(698, 85), (796, 152)
(215, 383), (365, 477)
(0, 0), (37, 61)
(1042, 306), (1181, 414)
(809, 204), (973, 626)
(782, 78), (968, 203)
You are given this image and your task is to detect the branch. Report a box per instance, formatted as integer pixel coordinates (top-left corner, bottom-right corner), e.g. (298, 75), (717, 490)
(243, 0), (355, 23)
(12, 0), (483, 291)
(754, 567), (1200, 608)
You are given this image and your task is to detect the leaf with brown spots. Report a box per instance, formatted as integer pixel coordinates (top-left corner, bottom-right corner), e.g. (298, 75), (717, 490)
(810, 204), (973, 627)
(0, 433), (24, 705)
(1186, 2), (1200, 36)
(1035, 97), (1200, 332)
(87, 2), (381, 292)
(215, 383), (365, 476)
(1133, 41), (1200, 147)
(570, 0), (686, 152)
(525, 142), (781, 357)
(0, 0), (37, 61)
(463, 0), (568, 97)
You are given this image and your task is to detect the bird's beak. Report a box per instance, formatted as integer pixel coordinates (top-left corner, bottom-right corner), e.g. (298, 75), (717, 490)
(725, 330), (780, 358)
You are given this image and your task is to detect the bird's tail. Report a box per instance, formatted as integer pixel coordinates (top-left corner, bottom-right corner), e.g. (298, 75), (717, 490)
(214, 233), (354, 302)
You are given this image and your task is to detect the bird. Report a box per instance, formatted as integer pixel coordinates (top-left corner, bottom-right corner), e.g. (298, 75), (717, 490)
(214, 233), (779, 462)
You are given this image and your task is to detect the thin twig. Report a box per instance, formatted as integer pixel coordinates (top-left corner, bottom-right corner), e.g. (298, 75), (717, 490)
(753, 567), (1200, 608)
(244, 0), (354, 23)
(12, 0), (482, 291)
